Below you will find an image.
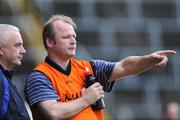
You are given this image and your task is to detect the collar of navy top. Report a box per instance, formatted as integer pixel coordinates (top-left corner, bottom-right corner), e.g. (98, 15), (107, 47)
(0, 64), (13, 80)
(45, 56), (71, 76)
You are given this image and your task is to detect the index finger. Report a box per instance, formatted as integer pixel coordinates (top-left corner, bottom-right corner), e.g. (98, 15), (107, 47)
(156, 50), (176, 56)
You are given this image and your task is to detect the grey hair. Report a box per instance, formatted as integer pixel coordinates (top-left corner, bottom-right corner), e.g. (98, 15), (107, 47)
(0, 24), (19, 45)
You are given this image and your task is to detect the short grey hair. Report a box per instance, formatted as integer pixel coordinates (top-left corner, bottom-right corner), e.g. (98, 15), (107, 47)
(0, 24), (19, 45)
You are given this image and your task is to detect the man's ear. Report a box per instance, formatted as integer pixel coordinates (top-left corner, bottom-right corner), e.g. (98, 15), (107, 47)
(0, 46), (3, 55)
(46, 38), (55, 48)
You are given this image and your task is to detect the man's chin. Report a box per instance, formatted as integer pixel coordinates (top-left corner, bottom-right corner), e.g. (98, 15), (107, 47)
(16, 61), (22, 66)
(69, 53), (76, 57)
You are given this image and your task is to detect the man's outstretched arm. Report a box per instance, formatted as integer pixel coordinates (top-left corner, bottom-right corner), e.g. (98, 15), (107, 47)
(109, 50), (176, 82)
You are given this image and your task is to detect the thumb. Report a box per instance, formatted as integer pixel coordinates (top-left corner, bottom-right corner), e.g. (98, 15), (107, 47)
(81, 88), (86, 95)
(151, 54), (164, 63)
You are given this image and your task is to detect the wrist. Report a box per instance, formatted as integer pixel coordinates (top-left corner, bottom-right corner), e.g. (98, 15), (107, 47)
(81, 96), (91, 107)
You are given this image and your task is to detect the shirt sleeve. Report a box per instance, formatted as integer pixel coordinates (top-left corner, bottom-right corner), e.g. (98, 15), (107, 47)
(25, 71), (59, 106)
(90, 59), (115, 93)
(0, 76), (3, 110)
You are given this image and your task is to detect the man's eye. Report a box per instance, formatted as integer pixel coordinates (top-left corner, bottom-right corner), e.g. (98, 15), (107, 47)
(63, 35), (76, 39)
(63, 36), (69, 39)
(15, 43), (22, 47)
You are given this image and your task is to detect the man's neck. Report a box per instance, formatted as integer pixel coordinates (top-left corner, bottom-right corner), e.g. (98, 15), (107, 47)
(48, 56), (70, 71)
(0, 61), (13, 71)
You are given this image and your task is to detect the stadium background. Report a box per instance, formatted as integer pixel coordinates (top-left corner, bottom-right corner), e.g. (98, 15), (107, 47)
(0, 0), (180, 119)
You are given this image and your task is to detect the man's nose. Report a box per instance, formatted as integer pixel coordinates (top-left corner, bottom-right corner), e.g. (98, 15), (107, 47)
(21, 46), (26, 54)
